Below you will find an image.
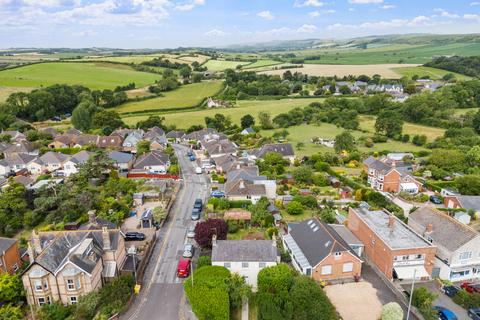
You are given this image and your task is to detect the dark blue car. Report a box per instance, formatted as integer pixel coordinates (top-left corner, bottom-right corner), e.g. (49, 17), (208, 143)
(211, 190), (225, 198)
(434, 306), (457, 320)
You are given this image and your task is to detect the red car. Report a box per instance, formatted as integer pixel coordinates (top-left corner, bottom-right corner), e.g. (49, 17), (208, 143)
(461, 282), (480, 294)
(177, 259), (191, 278)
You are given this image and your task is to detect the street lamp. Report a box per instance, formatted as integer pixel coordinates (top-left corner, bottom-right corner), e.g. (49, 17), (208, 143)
(406, 268), (417, 320)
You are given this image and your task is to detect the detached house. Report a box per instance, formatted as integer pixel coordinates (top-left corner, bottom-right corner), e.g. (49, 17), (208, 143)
(22, 228), (126, 308)
(122, 130), (144, 153)
(48, 134), (76, 149)
(211, 236), (279, 289)
(96, 136), (123, 150)
(348, 206), (436, 280)
(408, 207), (480, 281)
(226, 166), (277, 199)
(132, 150), (170, 174)
(444, 195), (480, 218)
(108, 151), (134, 172)
(203, 139), (238, 158)
(283, 219), (362, 283)
(62, 151), (93, 177)
(0, 153), (36, 176)
(225, 179), (266, 204)
(4, 141), (38, 156)
(253, 143), (295, 164)
(1, 130), (26, 142)
(28, 152), (69, 174)
(166, 130), (185, 143)
(363, 156), (422, 194)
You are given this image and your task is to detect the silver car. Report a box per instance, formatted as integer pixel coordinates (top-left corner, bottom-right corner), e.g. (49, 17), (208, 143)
(186, 226), (195, 238)
(183, 244), (195, 258)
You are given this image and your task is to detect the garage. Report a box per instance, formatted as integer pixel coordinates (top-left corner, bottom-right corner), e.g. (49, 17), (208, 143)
(393, 265), (429, 280)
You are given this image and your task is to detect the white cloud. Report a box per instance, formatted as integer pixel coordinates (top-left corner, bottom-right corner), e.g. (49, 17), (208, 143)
(309, 11), (319, 17)
(348, 7), (355, 11)
(327, 15), (435, 30)
(22, 0), (62, 7)
(470, 1), (480, 5)
(175, 0), (204, 11)
(204, 29), (227, 37)
(257, 10), (274, 20)
(348, 0), (382, 4)
(464, 13), (480, 21)
(294, 0), (324, 8)
(309, 9), (334, 17)
(297, 24), (317, 33)
(381, 4), (395, 9)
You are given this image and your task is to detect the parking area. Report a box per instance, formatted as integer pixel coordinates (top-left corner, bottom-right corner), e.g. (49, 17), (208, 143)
(401, 281), (469, 319)
(325, 265), (406, 320)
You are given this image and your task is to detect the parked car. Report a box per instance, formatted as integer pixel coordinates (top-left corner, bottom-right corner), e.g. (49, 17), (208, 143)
(195, 167), (202, 174)
(187, 150), (193, 157)
(192, 208), (201, 221)
(124, 232), (146, 241)
(462, 282), (480, 294)
(186, 226), (195, 238)
(430, 195), (443, 205)
(443, 285), (461, 297)
(189, 155), (196, 161)
(211, 190), (225, 198)
(183, 244), (195, 258)
(194, 199), (203, 210)
(177, 259), (190, 278)
(434, 306), (457, 320)
(468, 308), (480, 320)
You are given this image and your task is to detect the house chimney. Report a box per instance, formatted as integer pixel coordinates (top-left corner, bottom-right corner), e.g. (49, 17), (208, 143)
(425, 223), (433, 234)
(388, 215), (395, 229)
(212, 234), (217, 247)
(236, 164), (241, 170)
(32, 230), (42, 255)
(102, 227), (111, 250)
(88, 210), (97, 224)
(239, 180), (245, 189)
(27, 242), (35, 264)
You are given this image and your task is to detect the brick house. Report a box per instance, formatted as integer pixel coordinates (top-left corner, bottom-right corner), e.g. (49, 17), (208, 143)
(0, 237), (22, 274)
(347, 207), (436, 280)
(444, 195), (480, 218)
(283, 218), (362, 283)
(363, 156), (422, 194)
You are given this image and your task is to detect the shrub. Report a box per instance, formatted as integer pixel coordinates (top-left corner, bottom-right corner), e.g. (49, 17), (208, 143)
(453, 289), (480, 309)
(381, 302), (404, 320)
(267, 227), (278, 238)
(0, 304), (23, 320)
(412, 134), (427, 146)
(286, 201), (304, 216)
(197, 256), (212, 269)
(292, 195), (318, 208)
(227, 220), (239, 234)
(194, 219), (228, 248)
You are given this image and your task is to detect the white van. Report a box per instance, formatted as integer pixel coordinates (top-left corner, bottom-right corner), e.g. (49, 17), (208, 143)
(195, 167), (202, 174)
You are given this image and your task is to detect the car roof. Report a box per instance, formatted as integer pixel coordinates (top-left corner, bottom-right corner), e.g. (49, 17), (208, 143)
(435, 306), (456, 317)
(178, 259), (190, 267)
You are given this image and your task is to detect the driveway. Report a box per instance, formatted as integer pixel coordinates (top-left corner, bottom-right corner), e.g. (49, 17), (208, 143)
(325, 265), (407, 320)
(401, 281), (469, 320)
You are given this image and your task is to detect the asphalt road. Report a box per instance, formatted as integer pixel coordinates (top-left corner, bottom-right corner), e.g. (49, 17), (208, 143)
(123, 144), (208, 320)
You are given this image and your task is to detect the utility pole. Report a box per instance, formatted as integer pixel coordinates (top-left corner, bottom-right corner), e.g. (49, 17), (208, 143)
(406, 268), (417, 320)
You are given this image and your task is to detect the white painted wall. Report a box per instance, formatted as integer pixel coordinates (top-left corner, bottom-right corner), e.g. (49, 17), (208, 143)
(212, 261), (277, 290)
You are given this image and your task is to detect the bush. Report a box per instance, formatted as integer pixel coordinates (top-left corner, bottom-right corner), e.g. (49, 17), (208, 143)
(453, 289), (480, 309)
(381, 302), (404, 320)
(412, 134), (427, 146)
(37, 302), (73, 320)
(286, 201), (304, 216)
(0, 304), (23, 320)
(227, 220), (239, 234)
(292, 195), (318, 208)
(267, 227), (278, 238)
(194, 219), (228, 248)
(197, 256), (212, 269)
(312, 173), (328, 186)
(372, 134), (388, 143)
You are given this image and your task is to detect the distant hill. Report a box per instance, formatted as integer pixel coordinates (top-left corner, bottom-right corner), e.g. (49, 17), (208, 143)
(425, 55), (480, 77)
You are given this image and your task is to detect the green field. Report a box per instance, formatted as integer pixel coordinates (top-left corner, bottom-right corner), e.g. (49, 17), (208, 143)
(79, 54), (162, 64)
(242, 59), (283, 69)
(0, 86), (32, 102)
(122, 98), (323, 127)
(261, 123), (428, 156)
(117, 81), (224, 114)
(0, 62), (160, 90)
(358, 115), (445, 142)
(393, 66), (471, 80)
(203, 60), (251, 72)
(290, 43), (480, 65)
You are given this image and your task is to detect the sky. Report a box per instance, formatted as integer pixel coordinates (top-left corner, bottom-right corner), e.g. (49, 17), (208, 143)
(0, 0), (479, 48)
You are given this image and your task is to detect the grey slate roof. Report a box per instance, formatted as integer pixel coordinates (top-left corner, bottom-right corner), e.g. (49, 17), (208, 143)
(166, 130), (185, 139)
(457, 196), (480, 212)
(225, 179), (266, 197)
(0, 153), (36, 166)
(226, 166), (261, 182)
(204, 139), (237, 156)
(328, 224), (363, 246)
(255, 143), (294, 158)
(108, 151), (134, 164)
(288, 219), (359, 267)
(37, 151), (69, 165)
(69, 150), (93, 164)
(0, 237), (17, 254)
(133, 150), (169, 169)
(408, 207), (478, 252)
(4, 141), (37, 154)
(363, 156), (391, 173)
(212, 240), (278, 262)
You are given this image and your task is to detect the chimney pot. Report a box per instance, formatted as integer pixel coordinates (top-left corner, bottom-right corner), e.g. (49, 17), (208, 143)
(388, 215), (395, 229)
(239, 180), (245, 189)
(32, 230), (42, 255)
(27, 242), (35, 264)
(426, 223), (433, 234)
(102, 227), (111, 250)
(88, 210), (97, 224)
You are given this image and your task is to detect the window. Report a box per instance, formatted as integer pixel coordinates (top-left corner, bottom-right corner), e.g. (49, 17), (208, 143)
(259, 262), (266, 268)
(75, 278), (81, 290)
(459, 252), (472, 260)
(415, 254), (423, 260)
(38, 296), (51, 306)
(334, 252), (342, 259)
(34, 280), (43, 291)
(67, 279), (75, 290)
(343, 263), (353, 273)
(402, 255), (409, 261)
(321, 265), (332, 275)
(224, 262), (231, 268)
(12, 263), (19, 272)
(70, 296), (77, 304)
(242, 262), (249, 268)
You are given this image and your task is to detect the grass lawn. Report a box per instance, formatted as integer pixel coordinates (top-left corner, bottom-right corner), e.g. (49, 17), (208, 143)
(453, 108), (479, 116)
(203, 60), (251, 72)
(116, 81), (224, 114)
(122, 98), (325, 127)
(0, 62), (160, 90)
(358, 115), (445, 142)
(227, 227), (266, 240)
(392, 66), (471, 80)
(282, 209), (317, 222)
(261, 123), (429, 156)
(242, 59), (283, 69)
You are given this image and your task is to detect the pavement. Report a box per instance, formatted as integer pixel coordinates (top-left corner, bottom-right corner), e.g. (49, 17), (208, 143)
(401, 281), (469, 320)
(122, 144), (209, 320)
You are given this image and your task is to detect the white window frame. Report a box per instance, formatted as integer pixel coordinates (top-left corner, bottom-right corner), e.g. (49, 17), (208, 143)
(242, 262), (249, 268)
(321, 265), (332, 275)
(343, 262), (353, 273)
(259, 262), (266, 268)
(69, 296), (77, 304)
(459, 252), (472, 260)
(66, 279), (75, 291)
(34, 279), (43, 292)
(224, 262), (231, 268)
